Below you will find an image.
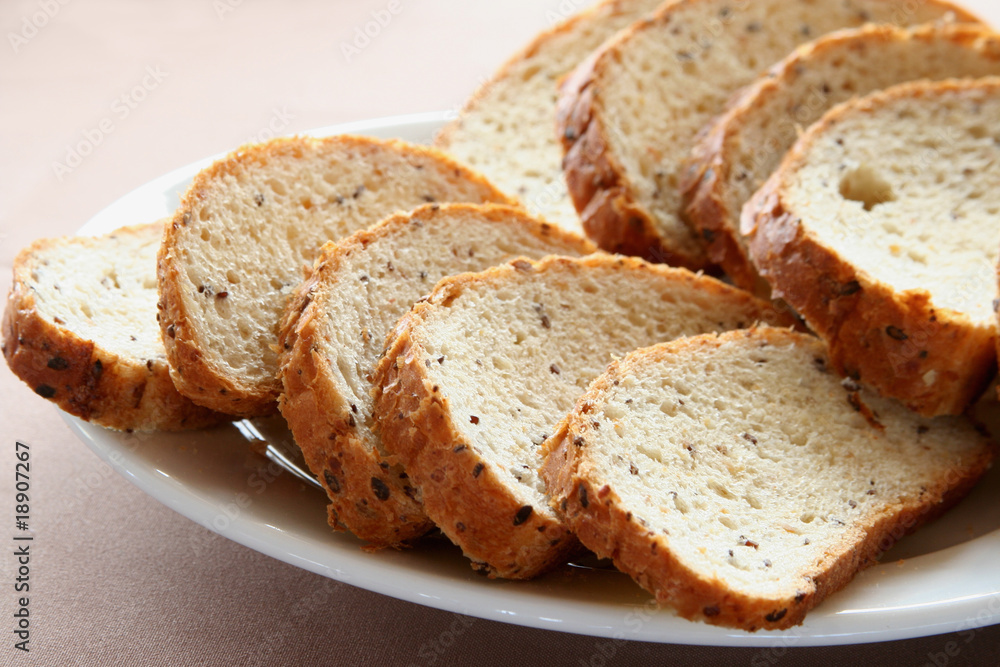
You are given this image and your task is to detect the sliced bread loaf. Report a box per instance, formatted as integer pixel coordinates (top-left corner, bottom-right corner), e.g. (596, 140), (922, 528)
(683, 23), (1000, 294)
(743, 78), (1000, 417)
(434, 0), (662, 233)
(277, 203), (594, 546)
(557, 0), (980, 270)
(540, 327), (993, 631)
(157, 136), (514, 417)
(372, 254), (788, 578)
(3, 223), (229, 431)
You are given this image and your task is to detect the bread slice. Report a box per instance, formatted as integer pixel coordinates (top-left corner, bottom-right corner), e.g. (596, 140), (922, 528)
(683, 23), (1000, 294)
(157, 135), (514, 417)
(277, 203), (594, 546)
(743, 78), (1000, 417)
(557, 0), (980, 270)
(434, 0), (662, 233)
(372, 254), (788, 578)
(3, 223), (229, 431)
(540, 327), (993, 631)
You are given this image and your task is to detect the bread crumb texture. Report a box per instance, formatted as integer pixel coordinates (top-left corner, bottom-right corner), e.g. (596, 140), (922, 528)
(543, 328), (992, 630)
(157, 135), (512, 416)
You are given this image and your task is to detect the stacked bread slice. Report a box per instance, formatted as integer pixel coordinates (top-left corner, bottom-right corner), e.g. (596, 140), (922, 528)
(556, 0), (979, 269)
(277, 203), (594, 546)
(743, 78), (1000, 417)
(156, 136), (514, 417)
(540, 328), (992, 631)
(683, 22), (1000, 295)
(3, 223), (229, 431)
(373, 254), (786, 578)
(435, 0), (664, 233)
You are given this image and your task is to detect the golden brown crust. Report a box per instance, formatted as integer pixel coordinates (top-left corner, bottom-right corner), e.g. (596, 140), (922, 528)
(682, 23), (1000, 295)
(373, 318), (582, 578)
(276, 204), (593, 548)
(157, 136), (516, 418)
(540, 328), (993, 631)
(3, 226), (230, 431)
(278, 292), (434, 544)
(371, 254), (793, 577)
(556, 40), (711, 271)
(743, 80), (999, 417)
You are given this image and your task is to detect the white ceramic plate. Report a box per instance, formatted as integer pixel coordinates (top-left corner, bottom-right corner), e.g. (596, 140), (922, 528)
(67, 112), (1000, 647)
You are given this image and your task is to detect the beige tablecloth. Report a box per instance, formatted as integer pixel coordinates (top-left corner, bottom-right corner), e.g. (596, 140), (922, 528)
(3, 1), (1000, 664)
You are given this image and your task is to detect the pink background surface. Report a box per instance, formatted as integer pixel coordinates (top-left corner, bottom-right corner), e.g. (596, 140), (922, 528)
(3, 1), (1000, 664)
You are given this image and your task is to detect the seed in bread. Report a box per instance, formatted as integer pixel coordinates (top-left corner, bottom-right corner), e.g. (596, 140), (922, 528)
(373, 254), (788, 578)
(540, 328), (993, 631)
(683, 23), (1000, 294)
(3, 223), (230, 431)
(743, 78), (1000, 416)
(157, 135), (514, 417)
(557, 0), (981, 270)
(435, 0), (663, 233)
(277, 203), (594, 546)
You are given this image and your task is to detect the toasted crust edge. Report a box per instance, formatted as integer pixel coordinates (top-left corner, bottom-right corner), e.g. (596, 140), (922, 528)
(743, 79), (1000, 417)
(681, 23), (1000, 295)
(373, 312), (582, 579)
(540, 328), (994, 631)
(556, 34), (711, 271)
(277, 203), (593, 547)
(3, 225), (230, 431)
(157, 135), (516, 418)
(434, 0), (643, 149)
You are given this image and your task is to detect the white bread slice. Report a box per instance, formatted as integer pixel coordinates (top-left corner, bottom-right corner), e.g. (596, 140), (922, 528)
(157, 136), (514, 417)
(434, 0), (663, 233)
(540, 327), (993, 631)
(683, 23), (1000, 294)
(277, 203), (594, 546)
(557, 0), (980, 270)
(3, 223), (229, 431)
(743, 78), (1000, 417)
(372, 254), (789, 578)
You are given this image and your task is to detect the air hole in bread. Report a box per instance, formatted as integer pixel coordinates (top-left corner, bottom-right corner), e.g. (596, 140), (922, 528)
(968, 124), (988, 140)
(708, 480), (736, 501)
(267, 178), (287, 197)
(236, 319), (251, 340)
(838, 164), (895, 211)
(492, 356), (514, 372)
